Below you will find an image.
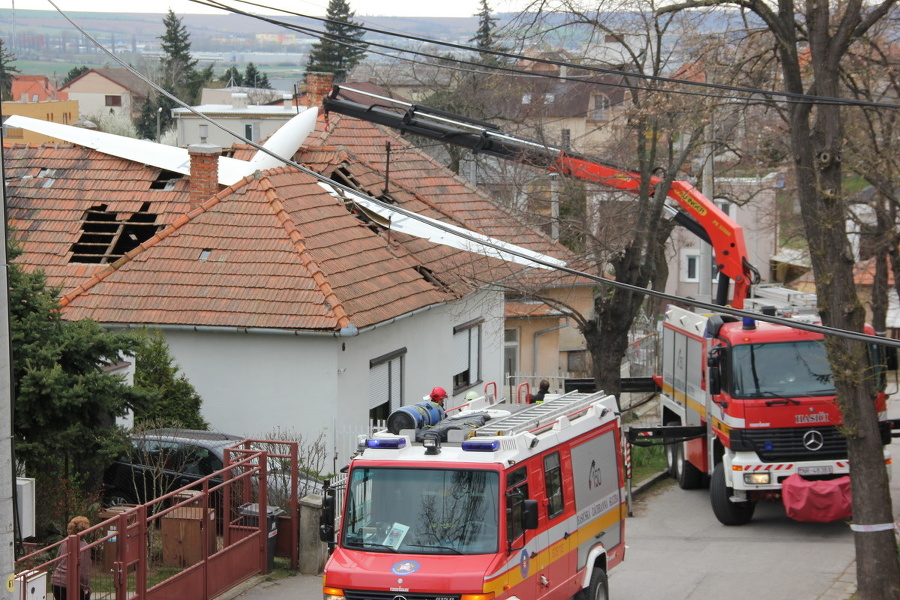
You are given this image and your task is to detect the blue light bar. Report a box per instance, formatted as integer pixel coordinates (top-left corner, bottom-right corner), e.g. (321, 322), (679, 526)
(462, 439), (500, 452)
(366, 438), (406, 449)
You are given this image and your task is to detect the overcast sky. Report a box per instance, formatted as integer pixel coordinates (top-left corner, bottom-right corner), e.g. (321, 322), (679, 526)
(6, 0), (526, 19)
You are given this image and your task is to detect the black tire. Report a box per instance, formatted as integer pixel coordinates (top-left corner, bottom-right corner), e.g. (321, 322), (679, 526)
(710, 461), (755, 526)
(672, 431), (704, 490)
(576, 567), (608, 600)
(664, 421), (679, 478)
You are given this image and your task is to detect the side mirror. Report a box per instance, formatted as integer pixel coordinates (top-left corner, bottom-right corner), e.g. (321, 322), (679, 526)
(707, 351), (722, 396)
(522, 499), (539, 530)
(319, 488), (336, 545)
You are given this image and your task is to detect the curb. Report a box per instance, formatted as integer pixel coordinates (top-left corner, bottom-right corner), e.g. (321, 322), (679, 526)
(216, 574), (268, 600)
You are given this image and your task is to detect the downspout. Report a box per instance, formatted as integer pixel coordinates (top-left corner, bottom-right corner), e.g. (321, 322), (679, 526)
(533, 318), (569, 379)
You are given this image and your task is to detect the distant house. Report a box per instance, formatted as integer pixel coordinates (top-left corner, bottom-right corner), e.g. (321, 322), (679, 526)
(3, 78), (571, 463)
(11, 74), (68, 103)
(2, 99), (80, 144)
(172, 92), (299, 146)
(58, 66), (151, 120)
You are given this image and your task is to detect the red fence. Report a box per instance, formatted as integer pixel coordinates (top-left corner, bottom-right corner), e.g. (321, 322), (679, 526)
(13, 439), (300, 600)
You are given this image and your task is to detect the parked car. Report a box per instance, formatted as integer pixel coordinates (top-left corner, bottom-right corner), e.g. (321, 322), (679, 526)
(102, 428), (245, 508)
(102, 428), (324, 510)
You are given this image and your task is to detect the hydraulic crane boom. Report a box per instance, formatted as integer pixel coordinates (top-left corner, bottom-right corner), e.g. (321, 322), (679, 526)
(323, 85), (761, 307)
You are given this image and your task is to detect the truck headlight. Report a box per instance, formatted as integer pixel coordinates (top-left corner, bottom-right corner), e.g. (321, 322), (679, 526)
(743, 472), (770, 485)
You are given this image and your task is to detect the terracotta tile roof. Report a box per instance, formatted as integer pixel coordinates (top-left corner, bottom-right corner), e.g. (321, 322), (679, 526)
(303, 114), (572, 264)
(6, 111), (578, 333)
(4, 143), (193, 290)
(58, 166), (483, 330)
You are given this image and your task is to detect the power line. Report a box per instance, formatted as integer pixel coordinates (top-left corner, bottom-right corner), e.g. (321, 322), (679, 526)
(42, 0), (900, 351)
(195, 0), (900, 110)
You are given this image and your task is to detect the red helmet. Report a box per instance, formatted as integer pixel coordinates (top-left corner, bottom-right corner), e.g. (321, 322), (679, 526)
(429, 386), (448, 402)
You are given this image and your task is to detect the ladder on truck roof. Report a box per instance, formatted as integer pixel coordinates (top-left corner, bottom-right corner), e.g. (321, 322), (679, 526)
(472, 391), (611, 438)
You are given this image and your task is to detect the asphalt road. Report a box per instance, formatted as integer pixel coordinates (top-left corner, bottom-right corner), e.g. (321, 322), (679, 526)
(611, 401), (900, 600)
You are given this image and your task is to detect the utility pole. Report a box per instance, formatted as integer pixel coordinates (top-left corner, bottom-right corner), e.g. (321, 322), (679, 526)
(0, 136), (16, 600)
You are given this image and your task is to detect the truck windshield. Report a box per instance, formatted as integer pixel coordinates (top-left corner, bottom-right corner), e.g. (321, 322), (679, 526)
(342, 467), (499, 555)
(730, 340), (834, 398)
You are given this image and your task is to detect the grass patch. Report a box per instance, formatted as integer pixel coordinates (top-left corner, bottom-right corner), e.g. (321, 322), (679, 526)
(630, 443), (667, 484)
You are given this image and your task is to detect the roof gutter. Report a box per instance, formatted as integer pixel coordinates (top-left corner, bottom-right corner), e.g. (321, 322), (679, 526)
(96, 303), (451, 338)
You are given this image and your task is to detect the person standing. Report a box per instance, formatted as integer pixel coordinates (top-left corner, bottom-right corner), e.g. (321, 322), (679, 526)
(532, 379), (550, 404)
(51, 516), (91, 600)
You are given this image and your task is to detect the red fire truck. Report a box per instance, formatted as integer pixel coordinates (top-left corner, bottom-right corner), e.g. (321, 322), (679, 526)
(322, 86), (894, 526)
(320, 391), (626, 600)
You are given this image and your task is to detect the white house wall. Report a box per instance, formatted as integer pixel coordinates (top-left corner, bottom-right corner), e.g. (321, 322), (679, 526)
(149, 287), (505, 468)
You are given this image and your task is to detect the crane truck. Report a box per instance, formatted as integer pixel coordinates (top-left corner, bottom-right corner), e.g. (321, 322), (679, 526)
(322, 85), (894, 526)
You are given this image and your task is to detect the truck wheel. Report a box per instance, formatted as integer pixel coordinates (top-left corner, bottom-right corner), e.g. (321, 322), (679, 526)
(576, 567), (608, 600)
(710, 462), (755, 525)
(664, 421), (679, 477)
(672, 433), (704, 490)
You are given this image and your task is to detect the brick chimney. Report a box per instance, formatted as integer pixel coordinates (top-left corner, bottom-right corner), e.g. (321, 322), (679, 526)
(188, 143), (222, 207)
(305, 72), (334, 109)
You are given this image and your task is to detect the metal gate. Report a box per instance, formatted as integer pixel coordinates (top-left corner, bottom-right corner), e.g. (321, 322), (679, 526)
(13, 440), (300, 600)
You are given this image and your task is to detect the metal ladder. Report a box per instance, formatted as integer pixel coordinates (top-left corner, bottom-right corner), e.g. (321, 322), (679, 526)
(473, 391), (608, 437)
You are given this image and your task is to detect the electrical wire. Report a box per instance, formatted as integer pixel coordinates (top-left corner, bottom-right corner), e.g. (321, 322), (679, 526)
(42, 0), (900, 351)
(194, 0), (900, 110)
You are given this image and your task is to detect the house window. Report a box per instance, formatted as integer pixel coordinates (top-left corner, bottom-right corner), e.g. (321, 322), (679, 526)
(244, 123), (256, 141)
(4, 126), (23, 139)
(369, 348), (406, 423)
(543, 93), (555, 103)
(453, 319), (483, 392)
(683, 252), (700, 282)
(544, 452), (564, 519)
(715, 199), (732, 217)
(521, 93), (532, 105)
(105, 95), (122, 107)
(591, 94), (610, 121)
(681, 250), (718, 283)
(560, 129), (571, 150)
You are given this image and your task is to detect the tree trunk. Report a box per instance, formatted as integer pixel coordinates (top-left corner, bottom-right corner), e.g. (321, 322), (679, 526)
(787, 33), (900, 599)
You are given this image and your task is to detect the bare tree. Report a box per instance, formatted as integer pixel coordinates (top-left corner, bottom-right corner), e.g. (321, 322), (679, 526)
(657, 1), (900, 596)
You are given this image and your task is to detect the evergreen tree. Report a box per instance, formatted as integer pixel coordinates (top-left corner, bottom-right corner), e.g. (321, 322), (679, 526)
(469, 0), (503, 65)
(63, 65), (89, 86)
(244, 63), (271, 89)
(0, 38), (20, 100)
(135, 95), (159, 140)
(305, 0), (368, 82)
(220, 66), (244, 87)
(8, 239), (150, 483)
(133, 330), (207, 430)
(158, 10), (198, 99)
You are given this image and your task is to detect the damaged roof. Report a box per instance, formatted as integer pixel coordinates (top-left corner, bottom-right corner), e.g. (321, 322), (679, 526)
(4, 111), (571, 333)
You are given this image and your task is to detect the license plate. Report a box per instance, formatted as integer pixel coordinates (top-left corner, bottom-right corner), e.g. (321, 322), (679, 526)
(798, 465), (833, 476)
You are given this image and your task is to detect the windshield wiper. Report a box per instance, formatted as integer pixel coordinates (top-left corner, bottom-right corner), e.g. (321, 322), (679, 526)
(758, 391), (801, 406)
(406, 543), (463, 554)
(344, 540), (399, 553)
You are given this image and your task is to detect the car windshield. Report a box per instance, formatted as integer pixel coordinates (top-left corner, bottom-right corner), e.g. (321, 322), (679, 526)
(342, 467), (499, 555)
(730, 340), (834, 398)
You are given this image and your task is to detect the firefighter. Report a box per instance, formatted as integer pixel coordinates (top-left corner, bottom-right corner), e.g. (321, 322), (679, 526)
(428, 386), (448, 406)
